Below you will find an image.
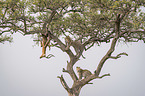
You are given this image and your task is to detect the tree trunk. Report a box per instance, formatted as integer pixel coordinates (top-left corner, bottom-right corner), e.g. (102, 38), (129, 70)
(68, 87), (81, 96)
(68, 93), (79, 96)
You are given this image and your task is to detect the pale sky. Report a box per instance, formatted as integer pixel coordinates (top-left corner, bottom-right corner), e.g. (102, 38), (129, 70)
(0, 6), (145, 96)
(0, 32), (145, 96)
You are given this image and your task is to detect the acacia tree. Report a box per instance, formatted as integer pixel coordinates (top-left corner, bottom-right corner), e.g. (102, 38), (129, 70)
(0, 0), (145, 96)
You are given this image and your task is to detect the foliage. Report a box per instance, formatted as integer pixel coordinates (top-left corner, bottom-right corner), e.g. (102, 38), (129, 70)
(0, 34), (12, 43)
(1, 0), (144, 43)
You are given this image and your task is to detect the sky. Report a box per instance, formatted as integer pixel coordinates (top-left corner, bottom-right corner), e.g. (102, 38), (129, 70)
(0, 32), (145, 96)
(0, 6), (145, 96)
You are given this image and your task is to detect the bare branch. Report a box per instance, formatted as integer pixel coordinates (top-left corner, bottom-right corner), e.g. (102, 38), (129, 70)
(67, 60), (79, 81)
(110, 52), (128, 59)
(45, 54), (55, 59)
(62, 68), (69, 73)
(84, 42), (94, 51)
(97, 73), (111, 79)
(57, 75), (72, 93)
(24, 30), (41, 35)
(86, 82), (93, 84)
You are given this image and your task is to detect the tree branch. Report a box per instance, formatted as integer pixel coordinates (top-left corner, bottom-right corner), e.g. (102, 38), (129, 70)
(42, 10), (57, 32)
(45, 54), (55, 59)
(62, 68), (69, 73)
(84, 42), (94, 51)
(121, 30), (145, 35)
(24, 30), (41, 35)
(72, 35), (120, 87)
(57, 75), (72, 93)
(47, 30), (75, 58)
(83, 32), (114, 47)
(97, 73), (111, 79)
(95, 35), (119, 76)
(110, 52), (128, 59)
(67, 60), (79, 81)
(47, 30), (78, 81)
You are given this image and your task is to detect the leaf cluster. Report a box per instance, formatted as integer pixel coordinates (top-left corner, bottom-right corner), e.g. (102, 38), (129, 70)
(0, 34), (12, 43)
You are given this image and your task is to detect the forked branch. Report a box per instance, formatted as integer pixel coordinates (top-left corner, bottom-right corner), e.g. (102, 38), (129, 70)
(95, 36), (119, 76)
(45, 54), (55, 59)
(62, 68), (69, 73)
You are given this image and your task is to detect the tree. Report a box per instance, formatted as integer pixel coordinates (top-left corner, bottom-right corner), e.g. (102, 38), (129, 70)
(0, 34), (12, 43)
(0, 0), (145, 96)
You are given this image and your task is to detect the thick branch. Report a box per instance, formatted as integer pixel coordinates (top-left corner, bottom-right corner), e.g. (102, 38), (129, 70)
(46, 30), (78, 81)
(95, 35), (119, 76)
(42, 10), (57, 32)
(67, 60), (79, 81)
(57, 75), (72, 93)
(47, 30), (78, 81)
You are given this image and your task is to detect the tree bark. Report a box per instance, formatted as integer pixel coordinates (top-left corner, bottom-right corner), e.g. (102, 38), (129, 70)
(68, 87), (81, 96)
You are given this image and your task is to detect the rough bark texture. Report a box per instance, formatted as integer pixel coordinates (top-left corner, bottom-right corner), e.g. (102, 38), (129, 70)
(68, 87), (81, 96)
